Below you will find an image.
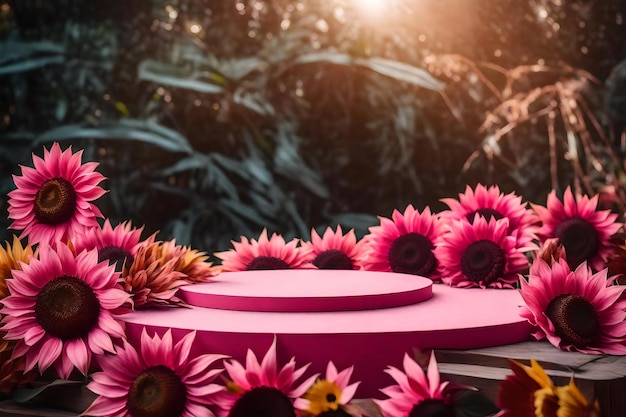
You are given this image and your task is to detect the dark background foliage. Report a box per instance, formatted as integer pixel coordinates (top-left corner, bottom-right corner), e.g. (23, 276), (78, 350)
(1, 0), (625, 255)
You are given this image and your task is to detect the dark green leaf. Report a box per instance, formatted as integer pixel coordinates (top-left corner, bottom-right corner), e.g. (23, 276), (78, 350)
(0, 41), (64, 65)
(453, 390), (500, 417)
(138, 59), (225, 94)
(0, 56), (65, 76)
(357, 57), (446, 91)
(292, 52), (445, 91)
(34, 121), (193, 154)
(12, 379), (84, 403)
(218, 198), (271, 226)
(326, 213), (379, 238)
(161, 154), (211, 175)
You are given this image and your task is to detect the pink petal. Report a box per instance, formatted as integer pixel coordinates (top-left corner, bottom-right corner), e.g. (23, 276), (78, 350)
(98, 312), (125, 339)
(325, 361), (338, 381)
(426, 352), (441, 396)
(55, 347), (76, 379)
(95, 288), (130, 310)
(38, 337), (63, 371)
(340, 381), (360, 403)
(260, 337), (278, 385)
(334, 366), (354, 390)
(66, 338), (90, 375)
(186, 382), (224, 397)
(81, 395), (126, 417)
(23, 325), (46, 346)
(175, 331), (197, 368)
(224, 361), (251, 390)
(183, 401), (215, 417)
(87, 327), (115, 355)
(288, 373), (320, 398)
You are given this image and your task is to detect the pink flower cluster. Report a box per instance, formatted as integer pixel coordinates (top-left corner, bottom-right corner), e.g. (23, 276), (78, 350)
(83, 329), (462, 417)
(216, 183), (623, 289)
(1, 141), (625, 417)
(0, 143), (219, 385)
(213, 183), (626, 355)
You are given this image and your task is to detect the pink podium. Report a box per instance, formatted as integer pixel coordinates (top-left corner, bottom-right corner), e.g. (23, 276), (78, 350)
(120, 270), (532, 397)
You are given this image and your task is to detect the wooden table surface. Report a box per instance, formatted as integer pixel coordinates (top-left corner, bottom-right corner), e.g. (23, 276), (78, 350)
(436, 340), (626, 416)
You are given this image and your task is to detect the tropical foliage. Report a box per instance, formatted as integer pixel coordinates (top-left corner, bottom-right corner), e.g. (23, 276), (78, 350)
(1, 0), (625, 255)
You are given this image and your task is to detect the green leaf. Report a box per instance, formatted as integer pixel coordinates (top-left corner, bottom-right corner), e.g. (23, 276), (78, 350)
(0, 41), (65, 65)
(138, 59), (225, 94)
(233, 89), (276, 116)
(357, 56), (446, 91)
(204, 55), (265, 81)
(273, 134), (329, 198)
(326, 213), (379, 238)
(292, 52), (445, 91)
(0, 56), (65, 76)
(160, 154), (239, 199)
(34, 120), (194, 154)
(218, 198), (271, 226)
(12, 379), (84, 403)
(453, 390), (500, 417)
(161, 154), (210, 175)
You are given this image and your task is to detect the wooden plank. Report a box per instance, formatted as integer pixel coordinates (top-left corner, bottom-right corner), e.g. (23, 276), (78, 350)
(437, 341), (601, 373)
(437, 340), (626, 378)
(435, 340), (626, 417)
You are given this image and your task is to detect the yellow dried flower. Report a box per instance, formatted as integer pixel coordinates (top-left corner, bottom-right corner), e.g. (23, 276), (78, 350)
(555, 378), (601, 417)
(0, 236), (35, 298)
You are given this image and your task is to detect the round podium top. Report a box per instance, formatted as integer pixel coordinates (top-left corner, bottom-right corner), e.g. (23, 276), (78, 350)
(178, 269), (433, 312)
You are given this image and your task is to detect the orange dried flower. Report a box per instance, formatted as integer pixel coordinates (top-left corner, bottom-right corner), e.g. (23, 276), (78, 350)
(0, 236), (35, 298)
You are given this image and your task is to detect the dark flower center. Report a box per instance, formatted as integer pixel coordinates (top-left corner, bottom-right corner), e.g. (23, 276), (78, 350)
(313, 250), (354, 270)
(409, 399), (454, 417)
(35, 275), (100, 340)
(467, 208), (504, 223)
(247, 256), (290, 270)
(228, 386), (295, 417)
(326, 393), (337, 403)
(34, 177), (77, 225)
(317, 410), (352, 417)
(546, 294), (600, 347)
(98, 246), (134, 270)
(460, 240), (506, 284)
(127, 365), (187, 417)
(388, 233), (437, 276)
(553, 218), (598, 268)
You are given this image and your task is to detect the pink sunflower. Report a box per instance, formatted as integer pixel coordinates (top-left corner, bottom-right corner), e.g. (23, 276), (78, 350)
(440, 184), (539, 246)
(216, 337), (318, 417)
(8, 142), (106, 247)
(435, 217), (533, 288)
(214, 229), (308, 271)
(72, 219), (148, 271)
(294, 361), (360, 417)
(83, 328), (226, 417)
(519, 257), (626, 354)
(300, 226), (364, 270)
(376, 352), (458, 417)
(0, 243), (130, 378)
(532, 187), (621, 270)
(361, 205), (443, 280)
